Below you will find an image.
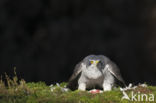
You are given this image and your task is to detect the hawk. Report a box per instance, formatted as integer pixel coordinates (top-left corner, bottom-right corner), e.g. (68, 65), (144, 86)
(67, 55), (126, 91)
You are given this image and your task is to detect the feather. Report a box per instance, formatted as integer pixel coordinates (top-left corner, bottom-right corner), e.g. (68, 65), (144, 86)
(106, 62), (126, 87)
(67, 61), (82, 90)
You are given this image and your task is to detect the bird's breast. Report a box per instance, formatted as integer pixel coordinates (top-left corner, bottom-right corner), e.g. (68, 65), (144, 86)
(83, 66), (103, 79)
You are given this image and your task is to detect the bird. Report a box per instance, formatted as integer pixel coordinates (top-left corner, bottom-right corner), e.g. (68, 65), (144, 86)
(67, 55), (126, 91)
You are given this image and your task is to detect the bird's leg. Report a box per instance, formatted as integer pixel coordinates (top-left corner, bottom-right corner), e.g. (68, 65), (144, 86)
(103, 82), (112, 91)
(102, 69), (114, 91)
(78, 83), (86, 91)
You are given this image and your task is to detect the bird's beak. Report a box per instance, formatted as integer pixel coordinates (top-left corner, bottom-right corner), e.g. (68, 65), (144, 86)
(95, 60), (99, 65)
(90, 60), (99, 66)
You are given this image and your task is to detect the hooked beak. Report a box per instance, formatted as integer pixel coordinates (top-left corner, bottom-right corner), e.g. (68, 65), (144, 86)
(95, 60), (99, 65)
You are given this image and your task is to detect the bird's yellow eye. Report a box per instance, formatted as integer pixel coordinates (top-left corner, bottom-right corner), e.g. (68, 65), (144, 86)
(90, 60), (94, 64)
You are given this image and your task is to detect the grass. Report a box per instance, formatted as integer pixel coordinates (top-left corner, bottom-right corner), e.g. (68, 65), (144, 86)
(0, 74), (156, 103)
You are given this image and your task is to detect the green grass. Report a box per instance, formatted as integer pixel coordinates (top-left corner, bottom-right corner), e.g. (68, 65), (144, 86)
(0, 75), (156, 103)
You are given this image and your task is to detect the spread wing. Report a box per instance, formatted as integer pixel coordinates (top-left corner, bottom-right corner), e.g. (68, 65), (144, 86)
(106, 61), (126, 87)
(67, 61), (83, 90)
(98, 55), (126, 87)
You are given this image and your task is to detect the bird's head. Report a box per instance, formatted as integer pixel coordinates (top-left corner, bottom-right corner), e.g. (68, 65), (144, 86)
(83, 55), (104, 69)
(89, 59), (100, 67)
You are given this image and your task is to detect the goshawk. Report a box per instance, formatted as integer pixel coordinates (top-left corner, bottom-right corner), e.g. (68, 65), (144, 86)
(67, 55), (126, 91)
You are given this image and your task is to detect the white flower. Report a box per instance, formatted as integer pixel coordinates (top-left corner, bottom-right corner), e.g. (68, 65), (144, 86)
(139, 83), (147, 87)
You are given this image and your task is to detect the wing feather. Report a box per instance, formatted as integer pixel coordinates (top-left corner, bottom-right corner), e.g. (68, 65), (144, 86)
(98, 55), (126, 87)
(68, 61), (82, 82)
(67, 61), (82, 90)
(106, 61), (126, 87)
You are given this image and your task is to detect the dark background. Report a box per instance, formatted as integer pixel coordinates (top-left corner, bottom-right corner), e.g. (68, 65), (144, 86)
(0, 0), (156, 85)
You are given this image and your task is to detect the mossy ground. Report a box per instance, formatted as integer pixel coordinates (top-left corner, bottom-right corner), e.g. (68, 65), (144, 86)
(0, 75), (156, 103)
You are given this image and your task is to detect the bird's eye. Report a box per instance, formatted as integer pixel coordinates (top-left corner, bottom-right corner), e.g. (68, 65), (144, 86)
(90, 60), (94, 64)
